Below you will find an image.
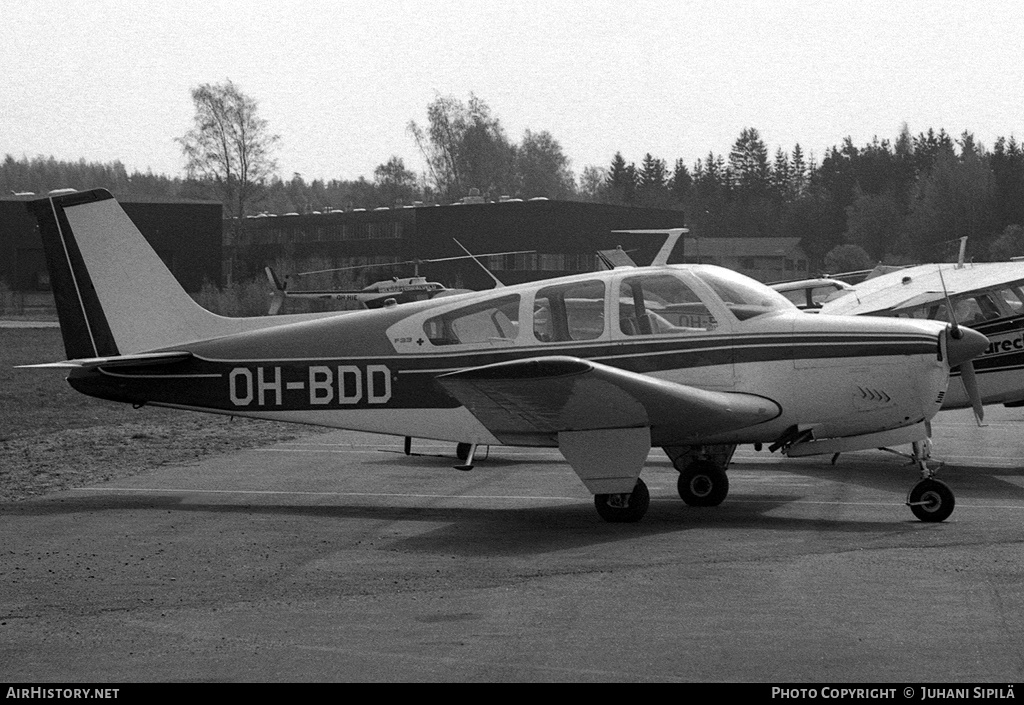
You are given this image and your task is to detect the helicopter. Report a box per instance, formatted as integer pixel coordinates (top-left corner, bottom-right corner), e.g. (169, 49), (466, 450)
(265, 240), (534, 313)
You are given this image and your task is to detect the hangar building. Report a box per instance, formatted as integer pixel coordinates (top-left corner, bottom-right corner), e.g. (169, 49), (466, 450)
(229, 198), (688, 292)
(677, 236), (809, 282)
(0, 194), (223, 309)
(2, 190), (806, 317)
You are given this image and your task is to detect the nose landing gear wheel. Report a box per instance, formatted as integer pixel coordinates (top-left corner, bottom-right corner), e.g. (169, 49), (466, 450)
(594, 478), (650, 523)
(907, 478), (955, 522)
(678, 460), (729, 507)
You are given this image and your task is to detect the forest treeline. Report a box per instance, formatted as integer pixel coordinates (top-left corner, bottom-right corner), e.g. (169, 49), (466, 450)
(5, 105), (1024, 272)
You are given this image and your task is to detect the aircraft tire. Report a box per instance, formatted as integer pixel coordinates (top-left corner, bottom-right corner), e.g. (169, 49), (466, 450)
(678, 460), (729, 507)
(594, 478), (650, 523)
(456, 443), (473, 461)
(908, 479), (955, 522)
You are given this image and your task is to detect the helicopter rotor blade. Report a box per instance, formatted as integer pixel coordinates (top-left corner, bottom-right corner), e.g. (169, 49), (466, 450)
(296, 249), (535, 277)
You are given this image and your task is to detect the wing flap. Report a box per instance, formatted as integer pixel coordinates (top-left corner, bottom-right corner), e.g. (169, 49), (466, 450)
(436, 356), (780, 446)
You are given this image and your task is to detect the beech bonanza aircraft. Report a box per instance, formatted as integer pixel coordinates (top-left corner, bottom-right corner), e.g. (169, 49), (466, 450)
(21, 189), (989, 523)
(819, 260), (1024, 422)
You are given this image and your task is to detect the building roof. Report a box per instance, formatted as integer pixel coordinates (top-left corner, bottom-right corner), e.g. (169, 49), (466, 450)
(681, 237), (805, 258)
(0, 193), (219, 205)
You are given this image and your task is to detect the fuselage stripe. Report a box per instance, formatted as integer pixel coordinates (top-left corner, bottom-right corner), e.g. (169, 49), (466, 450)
(50, 196), (98, 357)
(186, 334), (936, 366)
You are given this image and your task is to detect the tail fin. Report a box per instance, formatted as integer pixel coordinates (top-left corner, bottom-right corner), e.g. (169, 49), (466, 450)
(610, 228), (688, 266)
(28, 189), (241, 357)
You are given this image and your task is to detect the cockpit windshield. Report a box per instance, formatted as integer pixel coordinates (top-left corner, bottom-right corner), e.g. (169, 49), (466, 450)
(690, 267), (796, 320)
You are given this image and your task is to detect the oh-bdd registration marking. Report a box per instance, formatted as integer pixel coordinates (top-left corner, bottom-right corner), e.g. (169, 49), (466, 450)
(229, 365), (393, 407)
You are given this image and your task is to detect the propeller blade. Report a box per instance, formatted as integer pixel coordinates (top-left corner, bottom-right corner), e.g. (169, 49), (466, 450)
(944, 324), (988, 424)
(959, 360), (984, 425)
(937, 266), (961, 338)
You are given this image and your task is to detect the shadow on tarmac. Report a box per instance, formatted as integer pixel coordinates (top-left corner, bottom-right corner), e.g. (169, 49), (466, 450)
(761, 454), (1024, 501)
(0, 489), (929, 557)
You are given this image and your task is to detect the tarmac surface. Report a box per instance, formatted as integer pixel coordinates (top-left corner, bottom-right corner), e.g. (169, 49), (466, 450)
(3, 406), (1024, 682)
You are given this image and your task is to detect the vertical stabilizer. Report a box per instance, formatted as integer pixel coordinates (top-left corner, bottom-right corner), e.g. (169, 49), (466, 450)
(610, 228), (688, 266)
(28, 189), (239, 358)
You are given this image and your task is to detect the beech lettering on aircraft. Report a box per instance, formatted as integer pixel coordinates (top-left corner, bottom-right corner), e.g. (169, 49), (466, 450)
(21, 189), (990, 523)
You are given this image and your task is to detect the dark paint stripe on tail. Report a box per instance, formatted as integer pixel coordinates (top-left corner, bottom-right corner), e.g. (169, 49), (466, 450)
(26, 189), (119, 359)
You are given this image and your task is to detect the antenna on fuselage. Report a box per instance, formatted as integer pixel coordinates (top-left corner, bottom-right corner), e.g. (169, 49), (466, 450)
(610, 228), (689, 266)
(452, 238), (505, 288)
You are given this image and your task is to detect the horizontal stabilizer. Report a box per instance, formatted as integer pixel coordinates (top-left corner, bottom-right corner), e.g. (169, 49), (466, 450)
(18, 350), (192, 370)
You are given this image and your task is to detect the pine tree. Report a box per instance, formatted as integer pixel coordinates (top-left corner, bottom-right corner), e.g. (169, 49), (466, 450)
(772, 148), (792, 201)
(728, 127), (770, 196)
(669, 158), (691, 207)
(637, 153), (669, 207)
(992, 136), (1024, 228)
(605, 152), (637, 205)
(791, 144), (807, 198)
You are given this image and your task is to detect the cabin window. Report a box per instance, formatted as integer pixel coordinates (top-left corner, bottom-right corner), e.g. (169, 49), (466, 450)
(618, 273), (716, 335)
(893, 305), (937, 320)
(778, 288), (809, 308)
(996, 286), (1024, 316)
(533, 280), (606, 342)
(969, 294), (1002, 323)
(422, 295), (521, 346)
(691, 268), (794, 320)
(810, 284), (843, 306)
(899, 293), (1004, 325)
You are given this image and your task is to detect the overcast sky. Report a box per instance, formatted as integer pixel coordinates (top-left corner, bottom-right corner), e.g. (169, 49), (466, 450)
(3, 1), (1022, 184)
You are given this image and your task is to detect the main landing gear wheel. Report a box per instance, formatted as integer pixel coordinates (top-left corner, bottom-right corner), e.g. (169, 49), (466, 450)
(907, 478), (955, 523)
(456, 443), (473, 461)
(594, 478), (650, 523)
(678, 460), (729, 507)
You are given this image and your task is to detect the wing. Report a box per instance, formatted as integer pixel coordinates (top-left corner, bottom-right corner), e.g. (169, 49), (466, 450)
(436, 356), (780, 494)
(437, 355), (780, 445)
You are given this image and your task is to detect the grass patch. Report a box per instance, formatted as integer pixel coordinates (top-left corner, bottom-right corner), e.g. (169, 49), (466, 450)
(0, 327), (329, 501)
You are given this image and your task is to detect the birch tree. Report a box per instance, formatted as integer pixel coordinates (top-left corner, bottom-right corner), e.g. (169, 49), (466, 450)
(177, 80), (280, 221)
